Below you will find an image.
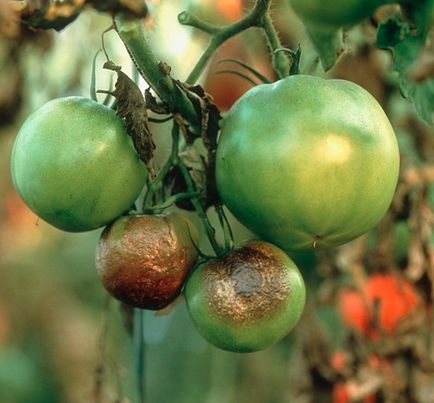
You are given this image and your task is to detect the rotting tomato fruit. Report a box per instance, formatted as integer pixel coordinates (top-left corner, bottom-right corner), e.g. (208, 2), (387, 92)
(184, 240), (306, 352)
(11, 96), (147, 232)
(216, 75), (399, 251)
(95, 213), (199, 310)
(289, 0), (383, 29)
(338, 273), (422, 339)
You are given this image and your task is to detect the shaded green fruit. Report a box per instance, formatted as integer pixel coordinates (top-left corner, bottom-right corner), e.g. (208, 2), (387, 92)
(185, 240), (306, 352)
(216, 75), (399, 251)
(11, 96), (147, 232)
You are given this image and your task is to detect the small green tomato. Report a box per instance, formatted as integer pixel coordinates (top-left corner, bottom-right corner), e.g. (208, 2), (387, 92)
(185, 240), (306, 352)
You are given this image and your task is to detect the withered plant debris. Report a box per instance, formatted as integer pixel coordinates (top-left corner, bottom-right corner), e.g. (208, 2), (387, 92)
(101, 61), (155, 176)
(9, 0), (148, 31)
(175, 81), (222, 207)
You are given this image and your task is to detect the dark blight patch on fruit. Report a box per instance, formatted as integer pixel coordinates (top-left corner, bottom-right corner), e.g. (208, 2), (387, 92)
(96, 215), (197, 310)
(203, 243), (291, 324)
(232, 265), (262, 296)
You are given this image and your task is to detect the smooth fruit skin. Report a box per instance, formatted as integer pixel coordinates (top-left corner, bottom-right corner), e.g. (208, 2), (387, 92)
(11, 96), (147, 232)
(95, 213), (199, 310)
(184, 240), (306, 352)
(216, 75), (399, 251)
(289, 0), (383, 29)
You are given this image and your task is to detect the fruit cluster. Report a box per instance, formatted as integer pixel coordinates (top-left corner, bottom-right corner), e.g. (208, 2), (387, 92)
(10, 68), (400, 353)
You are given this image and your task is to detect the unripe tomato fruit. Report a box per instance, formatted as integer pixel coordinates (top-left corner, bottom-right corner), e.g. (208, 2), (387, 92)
(11, 96), (147, 232)
(184, 240), (306, 352)
(216, 75), (399, 251)
(289, 0), (382, 29)
(338, 273), (422, 339)
(95, 213), (199, 310)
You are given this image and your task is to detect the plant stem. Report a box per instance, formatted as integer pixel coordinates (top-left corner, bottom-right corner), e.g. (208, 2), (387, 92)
(142, 119), (181, 211)
(169, 125), (223, 256)
(178, 159), (224, 257)
(261, 13), (291, 78)
(134, 309), (145, 403)
(183, 0), (274, 84)
(114, 13), (201, 133)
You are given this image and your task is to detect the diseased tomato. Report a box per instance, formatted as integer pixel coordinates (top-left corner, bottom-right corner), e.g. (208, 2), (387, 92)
(10, 96), (147, 232)
(184, 240), (306, 352)
(95, 213), (199, 310)
(338, 273), (422, 339)
(216, 75), (399, 251)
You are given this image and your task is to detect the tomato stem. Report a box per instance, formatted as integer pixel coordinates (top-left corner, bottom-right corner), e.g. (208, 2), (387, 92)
(260, 13), (292, 78)
(178, 152), (225, 257)
(114, 13), (201, 133)
(215, 204), (235, 252)
(182, 0), (278, 85)
(133, 308), (146, 403)
(142, 120), (181, 210)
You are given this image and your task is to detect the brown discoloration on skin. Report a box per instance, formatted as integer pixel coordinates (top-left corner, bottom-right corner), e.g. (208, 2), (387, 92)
(96, 213), (198, 310)
(202, 241), (291, 323)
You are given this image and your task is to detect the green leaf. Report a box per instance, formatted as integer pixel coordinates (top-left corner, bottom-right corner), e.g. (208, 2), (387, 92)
(376, 2), (434, 125)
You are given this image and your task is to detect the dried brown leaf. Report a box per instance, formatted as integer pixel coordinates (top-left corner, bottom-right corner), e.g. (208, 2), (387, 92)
(102, 61), (155, 175)
(175, 81), (222, 207)
(17, 0), (84, 31)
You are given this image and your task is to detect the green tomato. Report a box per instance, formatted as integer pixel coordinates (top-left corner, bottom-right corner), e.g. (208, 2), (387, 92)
(216, 75), (399, 251)
(289, 0), (383, 29)
(184, 240), (306, 352)
(11, 96), (147, 232)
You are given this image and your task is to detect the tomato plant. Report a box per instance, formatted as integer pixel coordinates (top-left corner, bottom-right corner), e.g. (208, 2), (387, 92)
(184, 240), (306, 352)
(338, 273), (422, 339)
(216, 75), (400, 251)
(11, 96), (147, 232)
(6, 0), (434, 401)
(96, 213), (199, 310)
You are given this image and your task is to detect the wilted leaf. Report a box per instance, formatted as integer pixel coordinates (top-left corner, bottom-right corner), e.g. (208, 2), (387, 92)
(16, 0), (84, 31)
(102, 61), (155, 175)
(376, 3), (434, 125)
(175, 81), (222, 207)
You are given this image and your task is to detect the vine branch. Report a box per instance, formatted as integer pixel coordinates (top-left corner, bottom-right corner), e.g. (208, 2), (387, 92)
(181, 0), (291, 83)
(114, 13), (201, 133)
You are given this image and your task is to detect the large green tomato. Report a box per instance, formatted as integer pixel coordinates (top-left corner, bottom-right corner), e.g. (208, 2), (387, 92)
(216, 75), (399, 251)
(289, 0), (383, 29)
(11, 96), (147, 232)
(184, 240), (306, 352)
